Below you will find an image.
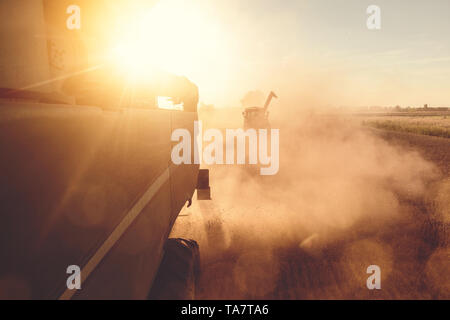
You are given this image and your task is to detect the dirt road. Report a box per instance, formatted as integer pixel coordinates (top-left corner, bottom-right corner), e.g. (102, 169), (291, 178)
(171, 126), (449, 300)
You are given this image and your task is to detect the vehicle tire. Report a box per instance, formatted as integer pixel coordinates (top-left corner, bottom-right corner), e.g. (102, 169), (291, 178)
(148, 238), (200, 300)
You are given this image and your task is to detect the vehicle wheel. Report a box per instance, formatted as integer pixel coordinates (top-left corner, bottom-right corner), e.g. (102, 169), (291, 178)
(148, 238), (200, 300)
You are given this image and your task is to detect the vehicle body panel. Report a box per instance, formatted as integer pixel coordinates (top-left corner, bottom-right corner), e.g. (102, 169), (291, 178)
(0, 102), (198, 299)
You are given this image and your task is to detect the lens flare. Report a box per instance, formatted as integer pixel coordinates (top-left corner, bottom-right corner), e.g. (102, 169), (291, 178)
(109, 0), (228, 80)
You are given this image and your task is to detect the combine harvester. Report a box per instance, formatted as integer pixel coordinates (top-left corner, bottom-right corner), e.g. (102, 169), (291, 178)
(242, 91), (277, 129)
(0, 0), (208, 299)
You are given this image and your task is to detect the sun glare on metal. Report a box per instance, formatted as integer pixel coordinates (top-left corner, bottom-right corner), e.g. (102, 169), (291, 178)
(157, 96), (184, 111)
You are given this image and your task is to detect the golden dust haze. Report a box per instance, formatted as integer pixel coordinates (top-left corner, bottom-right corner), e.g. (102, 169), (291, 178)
(37, 0), (450, 108)
(79, 0), (450, 109)
(0, 0), (448, 300)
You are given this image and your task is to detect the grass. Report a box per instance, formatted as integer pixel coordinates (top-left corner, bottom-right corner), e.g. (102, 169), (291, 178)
(363, 116), (450, 139)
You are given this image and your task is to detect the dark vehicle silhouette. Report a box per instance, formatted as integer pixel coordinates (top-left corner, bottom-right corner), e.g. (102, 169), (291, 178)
(0, 0), (205, 299)
(243, 91), (277, 129)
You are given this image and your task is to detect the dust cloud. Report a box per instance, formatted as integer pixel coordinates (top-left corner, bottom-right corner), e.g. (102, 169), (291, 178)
(172, 103), (445, 299)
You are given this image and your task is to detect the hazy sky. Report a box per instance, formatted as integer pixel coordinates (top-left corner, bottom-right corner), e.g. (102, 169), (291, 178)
(100, 0), (450, 108)
(175, 0), (450, 108)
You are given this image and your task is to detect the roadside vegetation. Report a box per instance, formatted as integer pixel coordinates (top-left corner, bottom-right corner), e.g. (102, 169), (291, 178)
(363, 116), (450, 139)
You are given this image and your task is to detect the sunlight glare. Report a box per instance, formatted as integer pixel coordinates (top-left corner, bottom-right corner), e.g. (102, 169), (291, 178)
(157, 96), (184, 110)
(110, 0), (226, 79)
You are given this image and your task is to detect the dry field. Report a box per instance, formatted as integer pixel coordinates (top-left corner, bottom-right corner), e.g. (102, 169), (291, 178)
(362, 114), (450, 139)
(171, 109), (449, 300)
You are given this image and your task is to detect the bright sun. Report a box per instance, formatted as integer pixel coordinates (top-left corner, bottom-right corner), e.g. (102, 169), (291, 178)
(110, 0), (227, 80)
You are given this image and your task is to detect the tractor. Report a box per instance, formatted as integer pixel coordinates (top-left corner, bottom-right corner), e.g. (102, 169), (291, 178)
(243, 91), (277, 129)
